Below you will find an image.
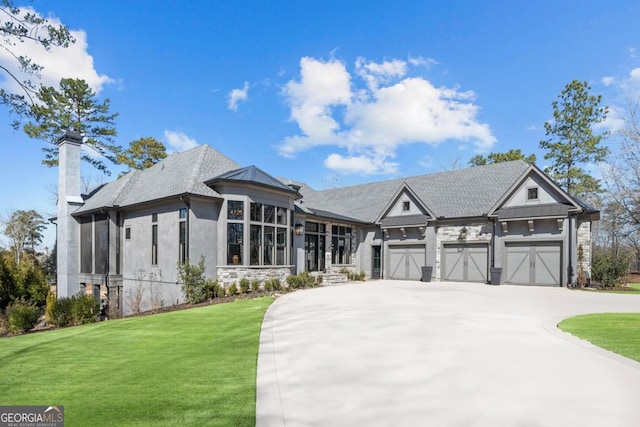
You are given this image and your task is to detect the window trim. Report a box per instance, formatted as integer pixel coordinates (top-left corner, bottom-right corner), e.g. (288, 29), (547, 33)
(527, 186), (539, 201)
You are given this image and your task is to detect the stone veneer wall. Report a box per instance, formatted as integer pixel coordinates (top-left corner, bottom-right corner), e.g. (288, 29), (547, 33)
(576, 220), (592, 279)
(435, 223), (492, 281)
(216, 266), (294, 288)
(328, 264), (357, 274)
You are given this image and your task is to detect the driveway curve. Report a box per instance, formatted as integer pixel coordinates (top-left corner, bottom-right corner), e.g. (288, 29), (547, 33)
(256, 281), (640, 427)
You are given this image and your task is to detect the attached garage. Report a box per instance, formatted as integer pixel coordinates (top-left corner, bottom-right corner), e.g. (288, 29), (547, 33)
(442, 243), (489, 282)
(387, 244), (426, 280)
(504, 241), (562, 286)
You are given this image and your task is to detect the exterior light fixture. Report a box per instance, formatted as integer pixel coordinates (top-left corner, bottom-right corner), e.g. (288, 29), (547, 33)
(458, 226), (467, 240)
(294, 222), (304, 235)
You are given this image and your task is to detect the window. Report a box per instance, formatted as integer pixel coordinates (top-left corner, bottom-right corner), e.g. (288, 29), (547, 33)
(152, 224), (158, 265)
(250, 202), (262, 221)
(247, 203), (289, 265)
(152, 213), (158, 222)
(277, 207), (287, 225)
(527, 187), (539, 200)
(331, 225), (353, 264)
(179, 208), (187, 219)
(250, 225), (261, 265)
(125, 227), (131, 240)
(228, 201), (244, 220)
(227, 223), (243, 264)
(179, 221), (186, 264)
(264, 205), (275, 223)
(403, 201), (410, 211)
(80, 216), (92, 273)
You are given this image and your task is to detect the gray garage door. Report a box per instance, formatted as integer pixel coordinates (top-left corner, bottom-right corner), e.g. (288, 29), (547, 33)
(504, 242), (562, 286)
(442, 243), (489, 283)
(387, 244), (426, 280)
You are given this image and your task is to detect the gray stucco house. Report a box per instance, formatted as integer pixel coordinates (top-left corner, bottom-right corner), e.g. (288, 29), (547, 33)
(55, 132), (598, 316)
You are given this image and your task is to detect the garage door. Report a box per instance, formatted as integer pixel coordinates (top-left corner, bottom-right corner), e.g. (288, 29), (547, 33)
(442, 243), (489, 282)
(387, 244), (426, 280)
(504, 242), (562, 286)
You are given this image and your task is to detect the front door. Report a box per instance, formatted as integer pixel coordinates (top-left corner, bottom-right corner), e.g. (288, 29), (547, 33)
(372, 246), (381, 279)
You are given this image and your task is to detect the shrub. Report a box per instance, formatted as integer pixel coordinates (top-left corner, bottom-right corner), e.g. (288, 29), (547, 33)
(592, 249), (630, 287)
(178, 256), (207, 304)
(316, 274), (323, 286)
(227, 283), (238, 296)
(251, 279), (261, 292)
(71, 294), (99, 324)
(239, 278), (250, 293)
(286, 275), (303, 289)
(6, 301), (39, 334)
(299, 271), (316, 288)
(205, 279), (221, 299)
(264, 278), (281, 292)
(49, 297), (73, 327)
(45, 290), (56, 324)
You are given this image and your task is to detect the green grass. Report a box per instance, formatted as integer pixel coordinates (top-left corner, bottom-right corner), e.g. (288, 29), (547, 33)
(558, 313), (640, 362)
(628, 283), (640, 291)
(0, 297), (274, 426)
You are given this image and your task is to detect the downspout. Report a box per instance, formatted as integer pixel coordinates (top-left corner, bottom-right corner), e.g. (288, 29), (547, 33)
(180, 196), (191, 260)
(380, 227), (385, 279)
(101, 209), (110, 296)
(491, 218), (496, 268)
(567, 215), (573, 287)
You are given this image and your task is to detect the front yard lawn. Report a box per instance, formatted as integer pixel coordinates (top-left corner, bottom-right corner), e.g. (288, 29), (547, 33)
(558, 313), (640, 362)
(0, 297), (274, 426)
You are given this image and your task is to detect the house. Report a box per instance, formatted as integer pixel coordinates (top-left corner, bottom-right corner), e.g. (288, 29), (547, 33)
(55, 131), (599, 316)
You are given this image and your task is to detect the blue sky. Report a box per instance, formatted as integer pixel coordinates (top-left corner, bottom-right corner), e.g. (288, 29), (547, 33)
(1, 0), (639, 249)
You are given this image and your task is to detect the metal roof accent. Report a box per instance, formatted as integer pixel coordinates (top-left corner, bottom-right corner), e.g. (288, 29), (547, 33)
(497, 203), (569, 221)
(205, 165), (298, 196)
(381, 214), (430, 228)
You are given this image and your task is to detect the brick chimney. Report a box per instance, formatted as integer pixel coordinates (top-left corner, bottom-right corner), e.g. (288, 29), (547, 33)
(56, 131), (84, 298)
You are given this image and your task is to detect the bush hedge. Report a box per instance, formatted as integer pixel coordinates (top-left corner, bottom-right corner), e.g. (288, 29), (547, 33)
(6, 300), (40, 334)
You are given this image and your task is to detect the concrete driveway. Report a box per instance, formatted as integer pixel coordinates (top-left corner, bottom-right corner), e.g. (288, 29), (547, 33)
(256, 281), (640, 427)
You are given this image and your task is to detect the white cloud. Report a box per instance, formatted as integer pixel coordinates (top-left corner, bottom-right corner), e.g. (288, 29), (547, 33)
(227, 81), (249, 111)
(355, 57), (407, 90)
(0, 6), (113, 95)
(324, 153), (399, 175)
(601, 76), (615, 86)
(278, 56), (496, 174)
(408, 55), (439, 69)
(598, 105), (625, 132)
(163, 130), (199, 152)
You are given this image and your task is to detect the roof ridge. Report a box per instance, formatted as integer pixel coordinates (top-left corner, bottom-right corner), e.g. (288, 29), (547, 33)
(111, 170), (141, 205)
(186, 145), (208, 193)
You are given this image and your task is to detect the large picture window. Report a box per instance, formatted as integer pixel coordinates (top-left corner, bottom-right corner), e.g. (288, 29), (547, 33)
(332, 225), (353, 265)
(248, 202), (289, 266)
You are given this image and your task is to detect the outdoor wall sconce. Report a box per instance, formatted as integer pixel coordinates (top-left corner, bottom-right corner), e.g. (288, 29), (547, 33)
(294, 222), (304, 235)
(458, 226), (467, 240)
(556, 218), (564, 231)
(528, 220), (535, 233)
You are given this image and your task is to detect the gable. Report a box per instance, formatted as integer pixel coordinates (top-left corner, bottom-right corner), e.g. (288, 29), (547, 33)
(375, 183), (435, 224)
(489, 166), (582, 218)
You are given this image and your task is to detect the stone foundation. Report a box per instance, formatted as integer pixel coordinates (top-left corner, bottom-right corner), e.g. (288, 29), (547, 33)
(216, 265), (294, 288)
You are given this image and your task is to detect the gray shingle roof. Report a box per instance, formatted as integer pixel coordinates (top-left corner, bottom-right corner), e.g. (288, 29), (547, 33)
(296, 161), (532, 223)
(74, 145), (240, 214)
